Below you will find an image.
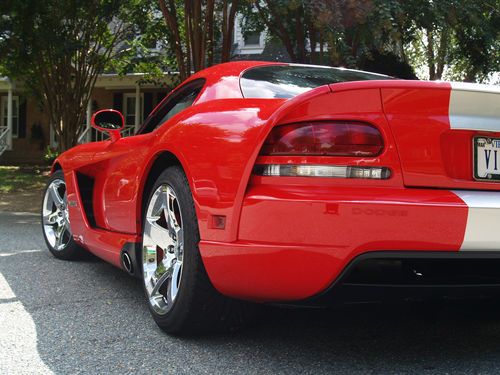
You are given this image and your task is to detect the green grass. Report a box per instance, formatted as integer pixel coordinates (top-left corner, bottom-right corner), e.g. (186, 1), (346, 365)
(0, 165), (49, 194)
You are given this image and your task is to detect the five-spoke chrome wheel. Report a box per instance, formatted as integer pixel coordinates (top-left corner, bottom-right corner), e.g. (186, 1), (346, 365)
(142, 184), (184, 315)
(42, 179), (71, 251)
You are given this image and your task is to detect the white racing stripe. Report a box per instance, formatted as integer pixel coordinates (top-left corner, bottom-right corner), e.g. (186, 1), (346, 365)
(453, 190), (500, 251)
(449, 82), (500, 132)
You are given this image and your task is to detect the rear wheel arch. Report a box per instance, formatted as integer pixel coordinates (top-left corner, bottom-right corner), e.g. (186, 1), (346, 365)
(140, 151), (188, 232)
(51, 162), (62, 174)
(140, 165), (256, 334)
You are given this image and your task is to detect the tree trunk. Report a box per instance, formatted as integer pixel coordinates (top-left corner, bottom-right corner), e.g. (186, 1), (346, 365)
(319, 31), (325, 64)
(308, 20), (317, 64)
(257, 1), (297, 62)
(295, 5), (306, 63)
(221, 0), (238, 62)
(189, 0), (202, 71)
(435, 28), (449, 80)
(203, 0), (215, 66)
(426, 29), (437, 80)
(159, 0), (188, 80)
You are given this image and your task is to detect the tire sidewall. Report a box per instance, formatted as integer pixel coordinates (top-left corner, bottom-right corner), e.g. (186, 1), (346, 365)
(41, 170), (79, 260)
(141, 166), (201, 331)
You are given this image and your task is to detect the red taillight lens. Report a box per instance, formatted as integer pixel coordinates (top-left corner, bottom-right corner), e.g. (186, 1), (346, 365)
(261, 122), (383, 156)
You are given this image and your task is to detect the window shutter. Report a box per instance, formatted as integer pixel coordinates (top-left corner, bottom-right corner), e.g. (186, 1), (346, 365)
(113, 93), (123, 112)
(18, 97), (27, 138)
(144, 92), (153, 118)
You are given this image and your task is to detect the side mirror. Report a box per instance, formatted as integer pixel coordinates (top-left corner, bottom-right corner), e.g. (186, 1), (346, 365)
(91, 109), (124, 142)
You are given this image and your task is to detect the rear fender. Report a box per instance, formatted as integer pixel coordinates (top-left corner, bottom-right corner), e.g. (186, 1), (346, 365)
(153, 98), (284, 242)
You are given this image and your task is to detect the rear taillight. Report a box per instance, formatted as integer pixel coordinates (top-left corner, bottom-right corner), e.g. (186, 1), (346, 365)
(253, 164), (391, 179)
(260, 121), (383, 156)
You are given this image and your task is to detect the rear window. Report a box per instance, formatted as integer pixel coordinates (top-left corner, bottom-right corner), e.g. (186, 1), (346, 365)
(240, 65), (391, 99)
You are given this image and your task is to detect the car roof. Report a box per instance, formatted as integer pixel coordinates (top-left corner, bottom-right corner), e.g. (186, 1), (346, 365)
(185, 61), (389, 103)
(187, 61), (287, 103)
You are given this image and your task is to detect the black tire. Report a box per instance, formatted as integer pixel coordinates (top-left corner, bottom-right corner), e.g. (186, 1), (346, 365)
(142, 166), (255, 335)
(41, 170), (83, 260)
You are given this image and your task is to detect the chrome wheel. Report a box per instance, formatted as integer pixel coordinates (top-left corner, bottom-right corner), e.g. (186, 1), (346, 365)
(42, 179), (71, 251)
(142, 184), (184, 315)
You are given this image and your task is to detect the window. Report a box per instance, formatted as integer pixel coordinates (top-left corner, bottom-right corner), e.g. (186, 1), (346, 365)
(240, 65), (392, 99)
(123, 93), (144, 126)
(139, 79), (205, 134)
(244, 32), (261, 46)
(1, 96), (19, 138)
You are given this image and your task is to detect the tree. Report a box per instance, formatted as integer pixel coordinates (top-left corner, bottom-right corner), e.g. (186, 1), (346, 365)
(243, 0), (412, 69)
(242, 0), (324, 64)
(158, 0), (240, 80)
(0, 0), (147, 151)
(448, 0), (499, 82)
(243, 0), (497, 82)
(403, 0), (499, 82)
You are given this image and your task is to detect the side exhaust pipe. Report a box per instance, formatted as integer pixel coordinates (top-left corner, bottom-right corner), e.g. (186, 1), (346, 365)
(122, 251), (133, 274)
(120, 243), (141, 278)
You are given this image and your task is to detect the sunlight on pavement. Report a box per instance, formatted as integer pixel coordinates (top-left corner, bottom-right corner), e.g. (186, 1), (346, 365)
(0, 249), (43, 257)
(0, 272), (53, 375)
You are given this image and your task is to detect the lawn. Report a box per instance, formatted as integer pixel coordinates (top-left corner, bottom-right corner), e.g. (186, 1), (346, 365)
(0, 165), (48, 193)
(0, 165), (49, 212)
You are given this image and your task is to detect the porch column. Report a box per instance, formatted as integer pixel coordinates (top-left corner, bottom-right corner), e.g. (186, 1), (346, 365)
(86, 98), (92, 142)
(134, 83), (141, 133)
(6, 82), (13, 150)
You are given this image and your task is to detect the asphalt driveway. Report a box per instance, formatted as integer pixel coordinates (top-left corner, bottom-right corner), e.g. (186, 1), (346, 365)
(2, 210), (500, 374)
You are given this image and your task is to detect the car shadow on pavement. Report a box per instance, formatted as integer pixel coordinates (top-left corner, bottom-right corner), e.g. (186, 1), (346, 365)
(2, 213), (500, 374)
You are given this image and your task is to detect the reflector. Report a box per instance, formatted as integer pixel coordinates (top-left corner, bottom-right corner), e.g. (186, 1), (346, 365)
(254, 164), (391, 179)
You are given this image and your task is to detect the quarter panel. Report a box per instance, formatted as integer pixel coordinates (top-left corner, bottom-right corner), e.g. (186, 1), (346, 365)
(154, 99), (284, 242)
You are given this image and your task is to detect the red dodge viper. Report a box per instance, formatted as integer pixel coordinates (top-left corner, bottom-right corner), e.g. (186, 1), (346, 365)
(42, 61), (500, 334)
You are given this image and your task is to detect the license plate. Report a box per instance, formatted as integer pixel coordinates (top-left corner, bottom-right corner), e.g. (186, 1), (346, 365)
(474, 137), (500, 181)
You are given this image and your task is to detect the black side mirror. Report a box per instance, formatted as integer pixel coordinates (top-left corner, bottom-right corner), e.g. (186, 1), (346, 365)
(91, 109), (124, 142)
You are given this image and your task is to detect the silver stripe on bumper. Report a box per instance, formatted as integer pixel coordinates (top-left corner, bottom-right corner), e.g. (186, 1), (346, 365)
(453, 190), (500, 251)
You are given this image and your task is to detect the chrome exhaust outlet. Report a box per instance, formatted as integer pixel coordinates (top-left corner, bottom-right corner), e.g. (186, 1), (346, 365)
(120, 243), (141, 278)
(122, 251), (133, 274)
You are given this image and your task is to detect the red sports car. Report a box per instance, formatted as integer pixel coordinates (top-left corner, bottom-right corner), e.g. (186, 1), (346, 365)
(41, 61), (500, 334)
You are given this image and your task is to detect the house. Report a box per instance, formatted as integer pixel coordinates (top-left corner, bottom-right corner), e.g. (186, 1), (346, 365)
(0, 25), (267, 164)
(0, 74), (178, 164)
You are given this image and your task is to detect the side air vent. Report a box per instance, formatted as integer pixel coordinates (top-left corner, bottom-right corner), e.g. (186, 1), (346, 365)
(76, 172), (96, 227)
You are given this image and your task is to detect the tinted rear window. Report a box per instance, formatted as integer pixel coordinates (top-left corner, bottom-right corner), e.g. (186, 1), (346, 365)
(240, 65), (391, 99)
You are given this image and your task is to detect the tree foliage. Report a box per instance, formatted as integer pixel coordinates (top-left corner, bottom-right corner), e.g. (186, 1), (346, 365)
(402, 0), (499, 82)
(241, 0), (498, 82)
(240, 0), (415, 74)
(0, 0), (148, 151)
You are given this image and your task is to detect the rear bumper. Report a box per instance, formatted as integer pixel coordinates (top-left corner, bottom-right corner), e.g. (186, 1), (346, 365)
(199, 241), (500, 303)
(199, 185), (500, 302)
(309, 251), (500, 305)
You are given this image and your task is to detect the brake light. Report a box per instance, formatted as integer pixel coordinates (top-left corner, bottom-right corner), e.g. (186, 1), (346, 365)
(260, 121), (383, 156)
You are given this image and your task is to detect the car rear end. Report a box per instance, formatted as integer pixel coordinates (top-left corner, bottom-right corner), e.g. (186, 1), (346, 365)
(200, 64), (500, 304)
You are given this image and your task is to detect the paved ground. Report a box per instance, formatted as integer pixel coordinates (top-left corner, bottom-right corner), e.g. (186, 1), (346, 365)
(2, 211), (500, 374)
